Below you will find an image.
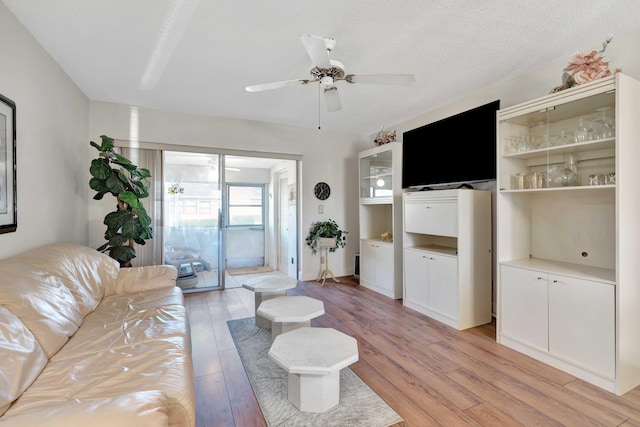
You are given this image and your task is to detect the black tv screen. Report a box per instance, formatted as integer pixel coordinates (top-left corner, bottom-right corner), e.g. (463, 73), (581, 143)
(402, 100), (500, 189)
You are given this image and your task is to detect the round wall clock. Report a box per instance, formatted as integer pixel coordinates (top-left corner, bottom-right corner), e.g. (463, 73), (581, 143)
(314, 182), (331, 200)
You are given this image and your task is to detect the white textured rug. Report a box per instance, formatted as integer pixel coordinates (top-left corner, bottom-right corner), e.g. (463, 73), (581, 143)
(227, 317), (403, 427)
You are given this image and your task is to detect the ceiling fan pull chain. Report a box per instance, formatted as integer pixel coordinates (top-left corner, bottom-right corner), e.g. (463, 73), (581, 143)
(318, 84), (321, 130)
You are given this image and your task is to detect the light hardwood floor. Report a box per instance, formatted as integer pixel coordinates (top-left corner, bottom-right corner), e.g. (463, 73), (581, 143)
(185, 276), (640, 426)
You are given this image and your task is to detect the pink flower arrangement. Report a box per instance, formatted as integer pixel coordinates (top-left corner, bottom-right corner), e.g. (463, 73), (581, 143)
(373, 128), (396, 146)
(551, 34), (621, 92)
(563, 50), (620, 84)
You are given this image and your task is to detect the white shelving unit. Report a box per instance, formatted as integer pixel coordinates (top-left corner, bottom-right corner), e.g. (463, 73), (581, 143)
(402, 189), (492, 330)
(496, 73), (640, 395)
(358, 143), (403, 299)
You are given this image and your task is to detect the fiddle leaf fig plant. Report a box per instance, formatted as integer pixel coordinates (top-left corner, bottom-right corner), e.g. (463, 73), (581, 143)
(305, 219), (347, 254)
(89, 135), (153, 267)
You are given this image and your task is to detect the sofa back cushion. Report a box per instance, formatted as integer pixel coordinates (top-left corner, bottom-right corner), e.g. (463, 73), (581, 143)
(0, 305), (48, 416)
(9, 243), (119, 317)
(0, 258), (83, 358)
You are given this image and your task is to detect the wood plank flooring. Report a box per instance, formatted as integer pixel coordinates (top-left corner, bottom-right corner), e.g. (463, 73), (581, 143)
(185, 276), (640, 426)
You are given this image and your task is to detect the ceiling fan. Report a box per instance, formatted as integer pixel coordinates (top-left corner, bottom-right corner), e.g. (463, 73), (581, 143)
(245, 34), (416, 112)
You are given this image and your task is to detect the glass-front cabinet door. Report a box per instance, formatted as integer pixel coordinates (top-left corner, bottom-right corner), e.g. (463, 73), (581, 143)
(498, 77), (616, 191)
(359, 144), (393, 203)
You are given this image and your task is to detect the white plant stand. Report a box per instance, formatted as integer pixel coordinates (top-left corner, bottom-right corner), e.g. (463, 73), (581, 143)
(316, 237), (340, 286)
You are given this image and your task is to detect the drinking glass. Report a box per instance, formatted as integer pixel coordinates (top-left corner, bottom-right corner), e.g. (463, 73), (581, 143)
(574, 117), (588, 143)
(599, 114), (614, 139)
(558, 129), (573, 146)
(585, 118), (597, 141)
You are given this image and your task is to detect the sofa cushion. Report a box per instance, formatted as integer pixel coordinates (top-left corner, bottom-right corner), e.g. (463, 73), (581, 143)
(10, 242), (119, 317)
(0, 306), (47, 417)
(5, 337), (194, 426)
(57, 287), (188, 358)
(0, 260), (83, 358)
(106, 264), (178, 296)
(0, 391), (169, 427)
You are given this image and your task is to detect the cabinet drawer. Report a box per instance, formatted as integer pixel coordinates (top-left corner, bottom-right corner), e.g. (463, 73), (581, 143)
(404, 201), (457, 237)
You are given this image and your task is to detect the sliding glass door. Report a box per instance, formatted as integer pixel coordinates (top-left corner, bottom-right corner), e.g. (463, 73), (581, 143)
(163, 151), (221, 290)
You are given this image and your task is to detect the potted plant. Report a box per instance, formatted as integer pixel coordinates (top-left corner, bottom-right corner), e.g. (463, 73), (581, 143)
(305, 219), (347, 254)
(89, 135), (153, 267)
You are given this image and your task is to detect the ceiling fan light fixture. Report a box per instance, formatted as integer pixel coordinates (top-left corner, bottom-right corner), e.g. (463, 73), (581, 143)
(320, 76), (334, 90)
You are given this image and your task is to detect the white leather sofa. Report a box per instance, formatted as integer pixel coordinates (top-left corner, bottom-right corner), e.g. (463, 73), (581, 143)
(0, 242), (195, 427)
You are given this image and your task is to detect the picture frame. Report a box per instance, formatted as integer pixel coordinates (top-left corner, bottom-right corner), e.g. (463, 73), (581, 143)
(0, 93), (16, 234)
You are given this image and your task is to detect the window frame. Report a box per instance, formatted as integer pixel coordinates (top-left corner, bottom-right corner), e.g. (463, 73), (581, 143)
(225, 183), (266, 228)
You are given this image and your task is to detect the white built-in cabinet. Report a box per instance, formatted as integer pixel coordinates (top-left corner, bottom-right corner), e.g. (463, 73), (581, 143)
(402, 189), (492, 330)
(496, 73), (640, 395)
(358, 143), (403, 299)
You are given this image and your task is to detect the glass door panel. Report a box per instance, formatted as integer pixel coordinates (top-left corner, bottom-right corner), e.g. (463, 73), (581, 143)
(163, 151), (221, 291)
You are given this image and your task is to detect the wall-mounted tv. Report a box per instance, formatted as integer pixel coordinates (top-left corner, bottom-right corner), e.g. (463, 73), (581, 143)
(402, 100), (500, 189)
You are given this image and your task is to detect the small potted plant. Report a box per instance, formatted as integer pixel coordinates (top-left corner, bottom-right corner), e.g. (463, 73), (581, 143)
(305, 219), (347, 254)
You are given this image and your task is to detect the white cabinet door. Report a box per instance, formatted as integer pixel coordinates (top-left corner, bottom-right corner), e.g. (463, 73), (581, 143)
(376, 243), (394, 293)
(404, 248), (429, 307)
(549, 275), (615, 378)
(427, 253), (458, 320)
(360, 240), (377, 286)
(361, 240), (396, 297)
(500, 265), (549, 351)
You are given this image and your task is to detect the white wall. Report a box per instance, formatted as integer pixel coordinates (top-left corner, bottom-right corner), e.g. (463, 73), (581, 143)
(88, 102), (368, 281)
(0, 4), (89, 259)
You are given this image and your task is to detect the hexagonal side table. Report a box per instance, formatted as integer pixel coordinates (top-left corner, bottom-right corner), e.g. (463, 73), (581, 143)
(268, 327), (359, 413)
(257, 296), (325, 339)
(242, 275), (298, 328)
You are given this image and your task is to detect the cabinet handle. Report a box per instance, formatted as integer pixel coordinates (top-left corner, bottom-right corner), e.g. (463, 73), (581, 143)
(537, 277), (544, 280)
(425, 206), (432, 209)
(552, 279), (559, 283)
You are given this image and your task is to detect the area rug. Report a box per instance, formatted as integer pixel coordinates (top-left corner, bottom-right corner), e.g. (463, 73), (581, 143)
(227, 317), (403, 427)
(227, 266), (273, 276)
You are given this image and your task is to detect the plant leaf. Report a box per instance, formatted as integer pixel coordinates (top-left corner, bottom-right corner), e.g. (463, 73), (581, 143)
(119, 191), (140, 209)
(111, 245), (136, 265)
(100, 135), (114, 151)
(104, 210), (131, 229)
(89, 177), (107, 192)
(90, 158), (111, 179)
(106, 175), (126, 194)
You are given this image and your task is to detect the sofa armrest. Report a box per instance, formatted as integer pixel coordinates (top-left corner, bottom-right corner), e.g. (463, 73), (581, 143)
(105, 265), (178, 296)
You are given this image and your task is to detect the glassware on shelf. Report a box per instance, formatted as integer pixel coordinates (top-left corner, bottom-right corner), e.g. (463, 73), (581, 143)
(505, 135), (534, 154)
(574, 117), (588, 143)
(511, 173), (525, 190)
(558, 129), (573, 146)
(548, 153), (579, 187)
(596, 107), (614, 139)
(585, 118), (597, 141)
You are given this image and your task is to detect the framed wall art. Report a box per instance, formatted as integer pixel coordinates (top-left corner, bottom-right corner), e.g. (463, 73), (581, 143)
(0, 93), (16, 234)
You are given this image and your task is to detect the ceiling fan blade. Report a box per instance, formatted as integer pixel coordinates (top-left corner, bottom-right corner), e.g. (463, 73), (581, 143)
(323, 87), (342, 112)
(300, 34), (332, 69)
(346, 73), (416, 85)
(245, 79), (308, 92)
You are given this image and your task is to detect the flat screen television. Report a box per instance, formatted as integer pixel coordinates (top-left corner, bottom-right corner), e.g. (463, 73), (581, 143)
(402, 100), (500, 189)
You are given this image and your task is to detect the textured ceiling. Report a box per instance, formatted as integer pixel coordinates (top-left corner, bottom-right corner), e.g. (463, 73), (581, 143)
(3, 0), (640, 135)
